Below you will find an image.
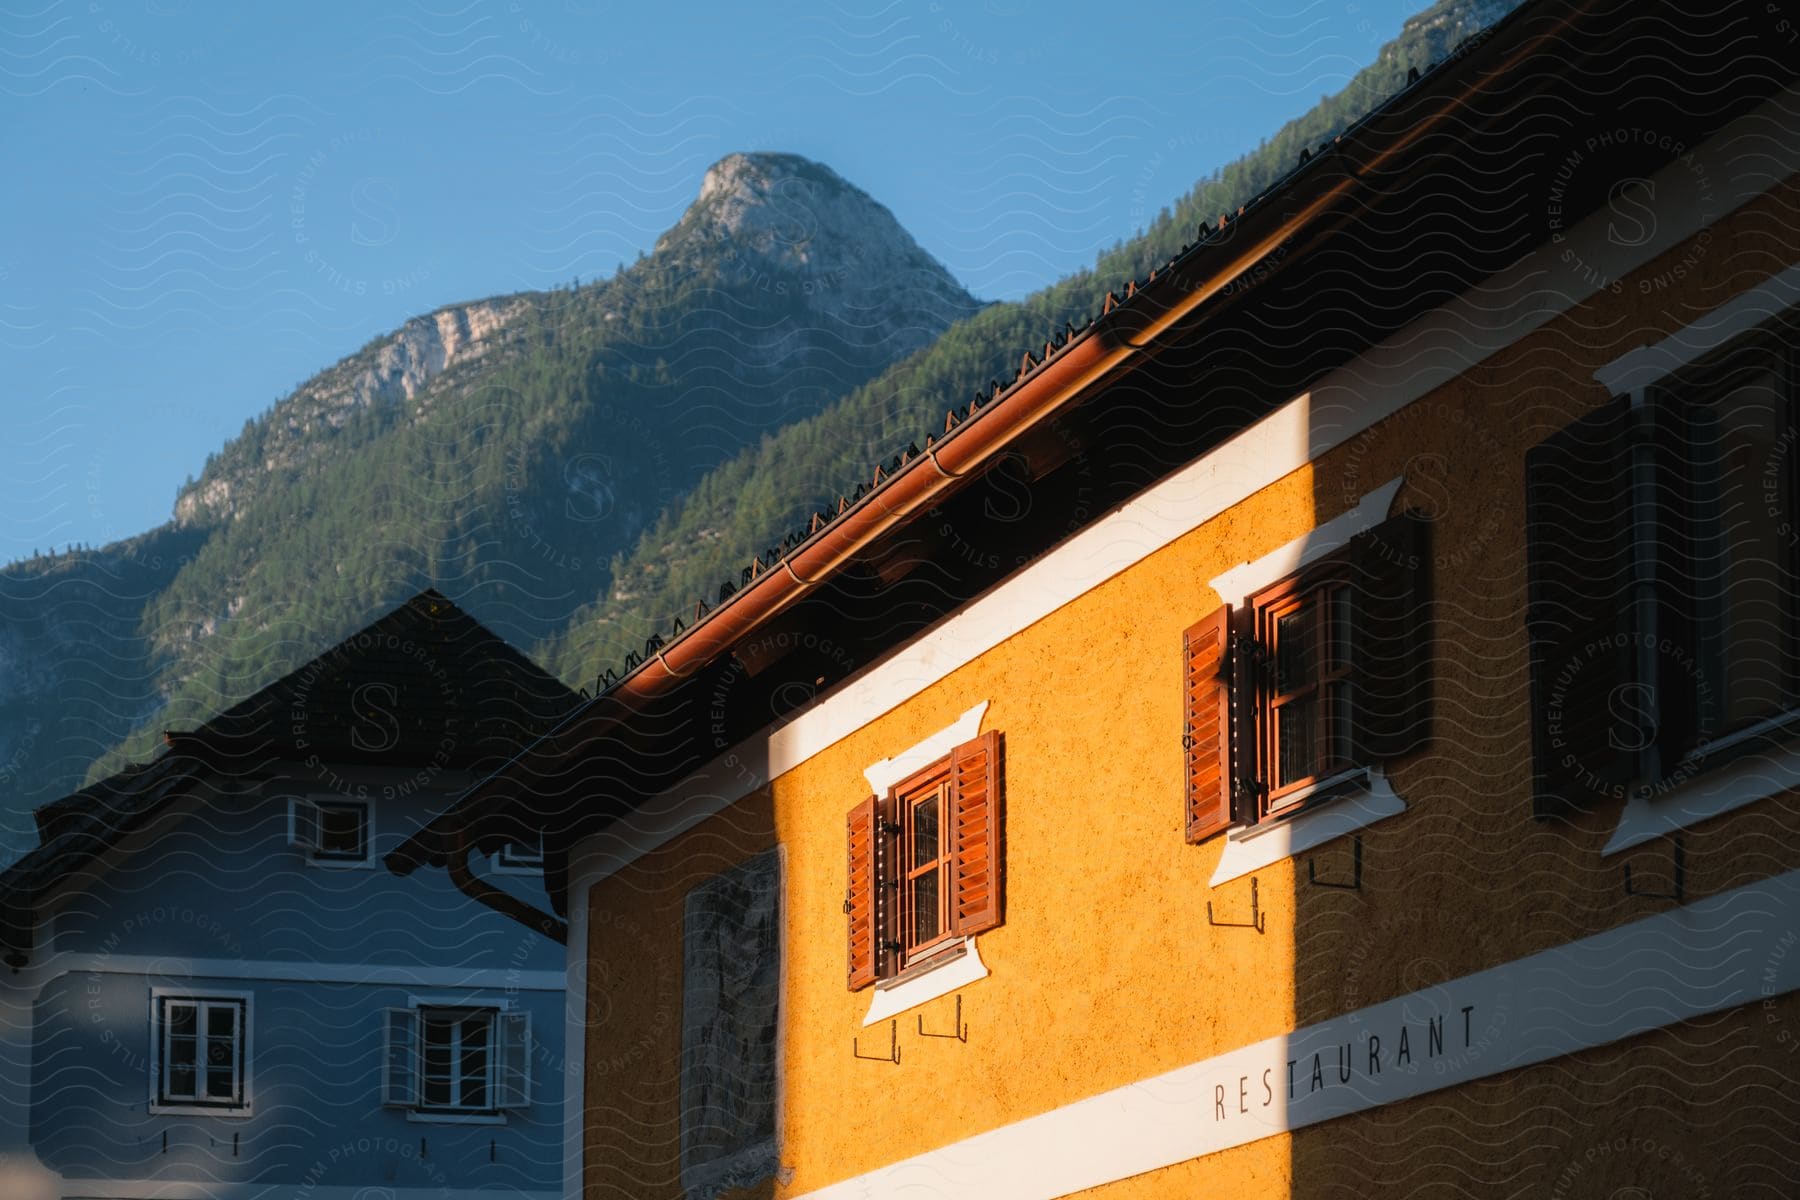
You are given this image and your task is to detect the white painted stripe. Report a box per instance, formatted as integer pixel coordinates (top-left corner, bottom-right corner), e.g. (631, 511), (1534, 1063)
(1208, 478), (1401, 601)
(29, 955), (563, 992)
(58, 1182), (557, 1200)
(796, 867), (1800, 1200)
(1594, 258), (1800, 394)
(570, 81), (1800, 890)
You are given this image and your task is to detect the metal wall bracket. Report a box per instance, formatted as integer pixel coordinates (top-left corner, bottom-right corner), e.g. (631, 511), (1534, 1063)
(1207, 875), (1266, 933)
(1624, 835), (1685, 902)
(854, 1019), (901, 1064)
(1308, 835), (1363, 891)
(918, 994), (968, 1043)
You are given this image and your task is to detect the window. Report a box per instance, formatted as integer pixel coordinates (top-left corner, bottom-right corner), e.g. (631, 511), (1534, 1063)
(496, 832), (544, 872)
(1185, 513), (1431, 841)
(383, 1004), (531, 1117)
(288, 796), (373, 865)
(1526, 318), (1799, 815)
(844, 731), (1003, 991)
(150, 992), (250, 1114)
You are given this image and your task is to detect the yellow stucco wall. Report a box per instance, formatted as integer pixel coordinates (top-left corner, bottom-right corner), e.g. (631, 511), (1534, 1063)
(583, 174), (1800, 1199)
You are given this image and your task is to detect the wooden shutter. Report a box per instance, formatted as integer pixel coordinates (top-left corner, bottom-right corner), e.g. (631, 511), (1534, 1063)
(1183, 605), (1234, 842)
(497, 1011), (532, 1109)
(948, 731), (1003, 937)
(1524, 397), (1643, 818)
(845, 796), (879, 990)
(1648, 394), (1705, 769)
(381, 1007), (416, 1107)
(1228, 604), (1263, 819)
(288, 797), (321, 850)
(1349, 512), (1432, 763)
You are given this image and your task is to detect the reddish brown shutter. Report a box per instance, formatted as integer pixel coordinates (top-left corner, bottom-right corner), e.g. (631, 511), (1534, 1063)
(1524, 397), (1642, 818)
(1183, 605), (1233, 842)
(1349, 513), (1432, 763)
(948, 731), (1003, 937)
(845, 795), (879, 990)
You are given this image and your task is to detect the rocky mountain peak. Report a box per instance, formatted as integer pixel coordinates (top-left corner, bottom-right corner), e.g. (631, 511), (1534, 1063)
(657, 153), (974, 307)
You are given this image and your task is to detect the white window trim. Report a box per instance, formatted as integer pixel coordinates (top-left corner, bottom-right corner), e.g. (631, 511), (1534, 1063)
(401, 994), (517, 1123)
(288, 794), (379, 869)
(147, 986), (254, 1118)
(1208, 766), (1406, 888)
(1603, 712), (1800, 856)
(862, 936), (988, 1028)
(491, 837), (546, 876)
(862, 701), (989, 795)
(859, 702), (994, 1026)
(1207, 477), (1402, 601)
(1593, 258), (1800, 394)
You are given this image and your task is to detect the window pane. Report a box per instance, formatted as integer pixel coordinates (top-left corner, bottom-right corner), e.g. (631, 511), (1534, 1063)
(1327, 588), (1352, 673)
(422, 1015), (453, 1106)
(1277, 697), (1317, 787)
(912, 795), (939, 864)
(1707, 370), (1795, 727)
(206, 1005), (236, 1038)
(168, 1035), (198, 1068)
(460, 1015), (490, 1109)
(317, 803), (366, 855)
(206, 1068), (235, 1100)
(1326, 682), (1352, 771)
(1275, 607), (1317, 693)
(168, 1004), (196, 1037)
(912, 868), (940, 947)
(168, 1064), (196, 1098)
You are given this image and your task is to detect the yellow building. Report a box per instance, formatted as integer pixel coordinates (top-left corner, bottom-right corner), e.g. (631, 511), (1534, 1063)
(393, 1), (1800, 1195)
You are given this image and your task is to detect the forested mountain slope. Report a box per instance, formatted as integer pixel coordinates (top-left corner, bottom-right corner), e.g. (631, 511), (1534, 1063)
(0, 0), (1521, 867)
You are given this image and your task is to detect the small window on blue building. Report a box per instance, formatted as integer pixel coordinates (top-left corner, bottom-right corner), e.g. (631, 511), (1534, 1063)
(153, 993), (250, 1112)
(497, 832), (545, 872)
(383, 1004), (531, 1116)
(288, 796), (373, 865)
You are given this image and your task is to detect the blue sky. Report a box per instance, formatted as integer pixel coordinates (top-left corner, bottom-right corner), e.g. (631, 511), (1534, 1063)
(1, 0), (1426, 564)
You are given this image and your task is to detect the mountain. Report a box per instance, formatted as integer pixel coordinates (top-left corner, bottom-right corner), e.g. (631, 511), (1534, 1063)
(0, 153), (978, 862)
(533, 0), (1529, 689)
(0, 0), (1524, 868)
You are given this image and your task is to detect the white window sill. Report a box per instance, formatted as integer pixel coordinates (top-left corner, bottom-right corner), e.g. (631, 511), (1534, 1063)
(862, 936), (988, 1027)
(404, 1109), (508, 1125)
(1602, 726), (1800, 856)
(149, 1101), (253, 1119)
(1207, 768), (1406, 888)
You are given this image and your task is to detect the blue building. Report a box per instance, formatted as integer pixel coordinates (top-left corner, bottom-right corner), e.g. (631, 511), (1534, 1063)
(0, 591), (577, 1200)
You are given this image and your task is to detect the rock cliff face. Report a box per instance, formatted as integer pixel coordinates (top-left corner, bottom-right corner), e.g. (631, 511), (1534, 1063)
(173, 297), (526, 527)
(656, 152), (976, 360)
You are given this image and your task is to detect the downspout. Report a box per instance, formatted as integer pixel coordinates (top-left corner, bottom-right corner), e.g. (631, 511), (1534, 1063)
(446, 832), (568, 945)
